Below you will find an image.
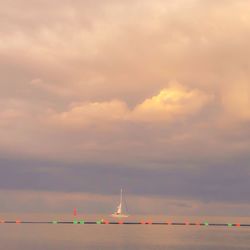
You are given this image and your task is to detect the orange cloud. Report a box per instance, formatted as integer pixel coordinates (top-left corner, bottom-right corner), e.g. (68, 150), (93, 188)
(222, 80), (250, 121)
(47, 100), (129, 129)
(131, 83), (213, 122)
(47, 83), (213, 128)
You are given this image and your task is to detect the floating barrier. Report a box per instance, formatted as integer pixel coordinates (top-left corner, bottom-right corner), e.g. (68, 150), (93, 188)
(0, 220), (249, 227)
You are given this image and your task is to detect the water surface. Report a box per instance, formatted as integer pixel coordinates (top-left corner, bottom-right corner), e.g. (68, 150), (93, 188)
(1, 214), (250, 249)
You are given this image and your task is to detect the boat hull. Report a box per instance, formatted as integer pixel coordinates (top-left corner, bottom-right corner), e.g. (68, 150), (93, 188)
(111, 214), (129, 218)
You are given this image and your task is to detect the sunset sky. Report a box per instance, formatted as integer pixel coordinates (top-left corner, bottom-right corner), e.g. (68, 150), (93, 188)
(0, 0), (250, 215)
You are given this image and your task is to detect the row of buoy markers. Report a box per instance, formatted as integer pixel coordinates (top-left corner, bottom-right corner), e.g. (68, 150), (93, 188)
(0, 220), (249, 227)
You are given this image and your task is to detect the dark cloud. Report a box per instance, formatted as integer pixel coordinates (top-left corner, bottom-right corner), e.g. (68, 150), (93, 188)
(0, 157), (249, 204)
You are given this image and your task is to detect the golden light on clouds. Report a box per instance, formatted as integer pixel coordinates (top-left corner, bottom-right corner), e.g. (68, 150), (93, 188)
(132, 83), (213, 122)
(46, 83), (213, 127)
(0, 0), (249, 167)
(48, 100), (129, 128)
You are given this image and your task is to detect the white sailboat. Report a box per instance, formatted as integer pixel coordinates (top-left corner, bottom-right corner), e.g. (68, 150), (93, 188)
(111, 189), (129, 218)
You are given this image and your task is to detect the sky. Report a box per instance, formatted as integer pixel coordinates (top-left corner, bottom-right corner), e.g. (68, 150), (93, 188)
(0, 0), (250, 216)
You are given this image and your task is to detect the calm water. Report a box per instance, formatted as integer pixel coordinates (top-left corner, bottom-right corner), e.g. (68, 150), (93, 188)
(1, 214), (250, 249)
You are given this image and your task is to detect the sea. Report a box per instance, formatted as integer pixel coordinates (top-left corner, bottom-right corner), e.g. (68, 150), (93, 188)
(0, 213), (250, 249)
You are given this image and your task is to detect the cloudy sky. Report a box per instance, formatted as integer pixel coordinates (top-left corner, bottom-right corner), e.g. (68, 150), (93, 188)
(0, 0), (250, 215)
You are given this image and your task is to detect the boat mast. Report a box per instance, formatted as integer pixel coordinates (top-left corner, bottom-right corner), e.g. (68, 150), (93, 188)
(120, 188), (123, 213)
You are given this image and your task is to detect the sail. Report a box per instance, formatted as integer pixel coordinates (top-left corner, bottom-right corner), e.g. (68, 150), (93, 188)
(116, 203), (122, 214)
(111, 188), (129, 218)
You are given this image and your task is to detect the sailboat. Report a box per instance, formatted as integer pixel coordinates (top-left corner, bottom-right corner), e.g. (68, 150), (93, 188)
(111, 189), (129, 218)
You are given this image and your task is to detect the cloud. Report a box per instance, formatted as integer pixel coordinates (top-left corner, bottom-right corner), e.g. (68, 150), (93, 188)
(222, 79), (250, 121)
(0, 99), (30, 128)
(47, 100), (128, 129)
(0, 0), (249, 208)
(131, 82), (213, 122)
(47, 82), (213, 128)
(0, 109), (23, 127)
